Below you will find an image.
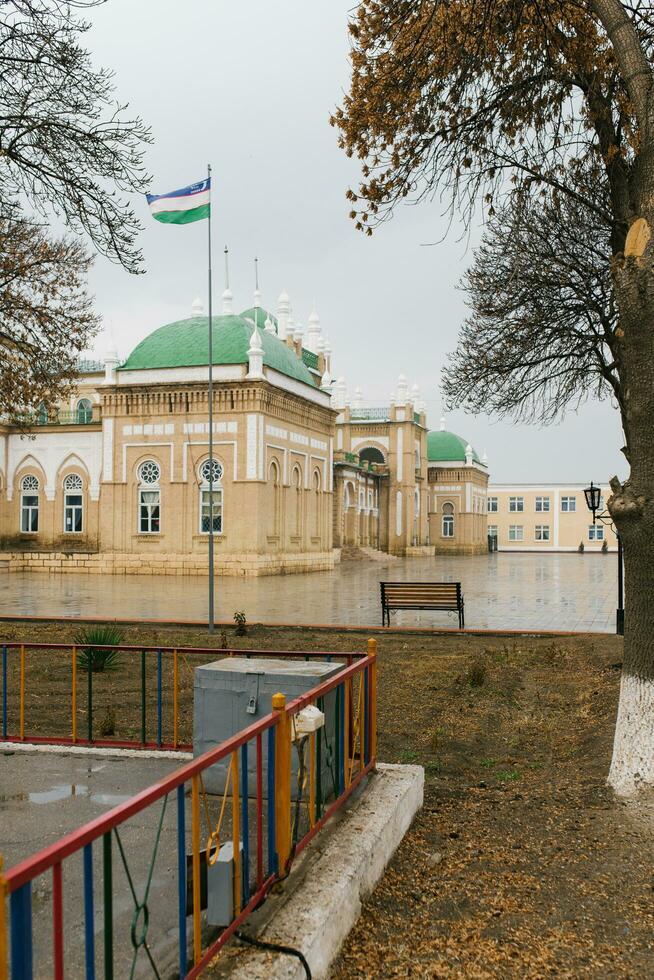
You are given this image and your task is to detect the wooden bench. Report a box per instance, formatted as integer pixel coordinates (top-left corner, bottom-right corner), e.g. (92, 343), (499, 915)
(380, 581), (465, 628)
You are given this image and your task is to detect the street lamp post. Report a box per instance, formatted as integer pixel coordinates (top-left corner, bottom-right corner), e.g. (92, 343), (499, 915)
(584, 481), (624, 636)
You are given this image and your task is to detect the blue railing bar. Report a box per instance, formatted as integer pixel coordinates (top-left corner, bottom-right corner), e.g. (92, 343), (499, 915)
(2, 644), (7, 739)
(10, 882), (33, 980)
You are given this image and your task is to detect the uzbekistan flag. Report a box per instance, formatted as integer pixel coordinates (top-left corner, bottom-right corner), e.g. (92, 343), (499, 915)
(146, 177), (211, 225)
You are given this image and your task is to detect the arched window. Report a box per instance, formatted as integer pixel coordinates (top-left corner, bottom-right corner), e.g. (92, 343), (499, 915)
(76, 398), (93, 423)
(292, 466), (302, 538)
(313, 470), (322, 539)
(137, 460), (160, 533)
(63, 473), (84, 533)
(199, 458), (223, 534)
(343, 483), (351, 510)
(442, 502), (455, 538)
(359, 446), (385, 466)
(20, 474), (40, 532)
(269, 460), (281, 538)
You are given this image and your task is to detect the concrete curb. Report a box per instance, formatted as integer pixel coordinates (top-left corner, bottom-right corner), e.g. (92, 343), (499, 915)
(0, 741), (192, 761)
(226, 763), (424, 979)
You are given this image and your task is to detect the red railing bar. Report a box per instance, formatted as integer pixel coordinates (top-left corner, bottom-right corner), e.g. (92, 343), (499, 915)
(184, 874), (277, 980)
(0, 642), (364, 658)
(285, 656), (373, 716)
(5, 656), (372, 891)
(52, 862), (64, 980)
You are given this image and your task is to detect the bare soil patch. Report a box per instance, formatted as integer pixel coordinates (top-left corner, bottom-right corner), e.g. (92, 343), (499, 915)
(2, 621), (651, 976)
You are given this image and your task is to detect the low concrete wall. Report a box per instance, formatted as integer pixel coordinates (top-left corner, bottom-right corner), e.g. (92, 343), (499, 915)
(227, 763), (424, 980)
(0, 549), (337, 577)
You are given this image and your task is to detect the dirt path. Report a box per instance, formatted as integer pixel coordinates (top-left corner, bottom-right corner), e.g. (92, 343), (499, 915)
(333, 634), (654, 978)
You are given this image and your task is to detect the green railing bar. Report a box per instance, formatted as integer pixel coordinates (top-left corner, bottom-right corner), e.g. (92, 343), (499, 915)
(140, 650), (146, 746)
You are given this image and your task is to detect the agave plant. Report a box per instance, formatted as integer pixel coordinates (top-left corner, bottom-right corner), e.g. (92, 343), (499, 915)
(75, 625), (124, 673)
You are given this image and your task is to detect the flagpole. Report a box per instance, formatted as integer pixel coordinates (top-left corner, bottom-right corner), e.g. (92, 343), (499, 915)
(207, 162), (215, 634)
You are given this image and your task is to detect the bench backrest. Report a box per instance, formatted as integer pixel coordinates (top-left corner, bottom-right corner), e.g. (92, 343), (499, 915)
(380, 581), (462, 606)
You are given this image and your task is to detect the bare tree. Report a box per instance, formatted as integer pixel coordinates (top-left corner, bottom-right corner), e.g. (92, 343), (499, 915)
(334, 0), (654, 795)
(0, 0), (151, 271)
(443, 179), (620, 425)
(0, 219), (100, 426)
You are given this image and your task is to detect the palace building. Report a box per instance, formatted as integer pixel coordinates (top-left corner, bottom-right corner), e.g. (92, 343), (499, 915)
(0, 287), (494, 575)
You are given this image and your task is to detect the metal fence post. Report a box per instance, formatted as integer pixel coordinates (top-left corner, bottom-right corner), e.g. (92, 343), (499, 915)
(272, 693), (292, 875)
(368, 638), (378, 768)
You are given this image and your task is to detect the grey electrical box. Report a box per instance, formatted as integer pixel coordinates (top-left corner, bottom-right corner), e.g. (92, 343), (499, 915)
(193, 657), (342, 798)
(207, 840), (243, 927)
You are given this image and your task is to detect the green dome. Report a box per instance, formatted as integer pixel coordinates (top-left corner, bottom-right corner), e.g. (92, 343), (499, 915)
(121, 314), (314, 385)
(240, 307), (278, 332)
(427, 429), (482, 465)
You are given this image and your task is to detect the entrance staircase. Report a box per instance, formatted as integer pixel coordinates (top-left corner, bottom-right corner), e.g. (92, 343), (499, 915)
(340, 546), (399, 563)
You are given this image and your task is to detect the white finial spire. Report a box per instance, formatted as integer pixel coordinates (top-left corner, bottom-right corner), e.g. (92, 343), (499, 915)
(305, 304), (322, 354)
(191, 297), (204, 317)
(396, 373), (408, 406)
(440, 415), (446, 431)
(465, 443), (473, 466)
(293, 320), (303, 343)
(352, 385), (363, 409)
(332, 376), (347, 410)
(320, 368), (332, 391)
(482, 449), (488, 466)
(246, 324), (264, 379)
(264, 314), (275, 334)
(277, 289), (290, 340)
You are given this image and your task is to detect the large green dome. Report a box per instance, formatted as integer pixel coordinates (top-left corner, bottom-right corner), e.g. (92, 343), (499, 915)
(427, 429), (482, 465)
(121, 314), (314, 385)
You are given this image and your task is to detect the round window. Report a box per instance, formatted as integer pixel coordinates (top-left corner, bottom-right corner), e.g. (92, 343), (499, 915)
(21, 474), (39, 491)
(200, 459), (223, 484)
(138, 461), (161, 485)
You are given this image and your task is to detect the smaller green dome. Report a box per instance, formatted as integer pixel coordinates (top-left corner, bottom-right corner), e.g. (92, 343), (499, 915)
(427, 429), (482, 465)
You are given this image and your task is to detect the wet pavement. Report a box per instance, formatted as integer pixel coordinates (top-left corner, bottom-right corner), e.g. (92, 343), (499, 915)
(0, 553), (619, 632)
(1, 750), (185, 978)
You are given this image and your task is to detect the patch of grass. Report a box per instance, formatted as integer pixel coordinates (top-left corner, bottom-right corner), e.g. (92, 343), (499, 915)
(496, 768), (521, 782)
(399, 749), (419, 764)
(425, 760), (442, 774)
(480, 758), (499, 769)
(466, 659), (487, 688)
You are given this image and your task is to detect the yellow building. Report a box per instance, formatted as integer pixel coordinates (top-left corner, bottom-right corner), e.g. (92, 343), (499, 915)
(488, 484), (618, 552)
(0, 290), (490, 575)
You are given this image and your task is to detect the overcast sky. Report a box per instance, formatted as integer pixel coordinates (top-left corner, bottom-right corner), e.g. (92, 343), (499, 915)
(83, 0), (626, 484)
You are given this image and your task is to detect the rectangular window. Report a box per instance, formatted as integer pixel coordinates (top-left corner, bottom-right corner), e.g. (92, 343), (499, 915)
(21, 494), (39, 533)
(509, 496), (524, 512)
(488, 525), (498, 538)
(561, 496), (576, 512)
(535, 496), (550, 512)
(64, 493), (83, 533)
(535, 525), (550, 541)
(487, 496), (498, 513)
(139, 489), (160, 533)
(201, 488), (223, 533)
(508, 525), (524, 542)
(588, 525), (604, 541)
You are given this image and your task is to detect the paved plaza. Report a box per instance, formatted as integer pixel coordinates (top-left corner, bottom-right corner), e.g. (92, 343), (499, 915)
(0, 553), (619, 632)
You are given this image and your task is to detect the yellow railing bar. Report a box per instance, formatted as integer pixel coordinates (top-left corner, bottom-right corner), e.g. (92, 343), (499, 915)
(71, 645), (77, 743)
(191, 774), (202, 965)
(19, 644), (25, 741)
(344, 678), (351, 788)
(368, 638), (377, 764)
(232, 749), (241, 916)
(173, 649), (179, 749)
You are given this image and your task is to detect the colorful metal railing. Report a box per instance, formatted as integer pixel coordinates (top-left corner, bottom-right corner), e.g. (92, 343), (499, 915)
(0, 642), (378, 979)
(0, 642), (365, 753)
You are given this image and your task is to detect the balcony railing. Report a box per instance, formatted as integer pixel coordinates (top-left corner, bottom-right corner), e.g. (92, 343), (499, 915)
(28, 407), (100, 426)
(350, 407), (390, 421)
(76, 358), (105, 374)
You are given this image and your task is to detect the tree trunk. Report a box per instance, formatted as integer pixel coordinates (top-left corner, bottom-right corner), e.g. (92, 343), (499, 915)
(607, 193), (654, 796)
